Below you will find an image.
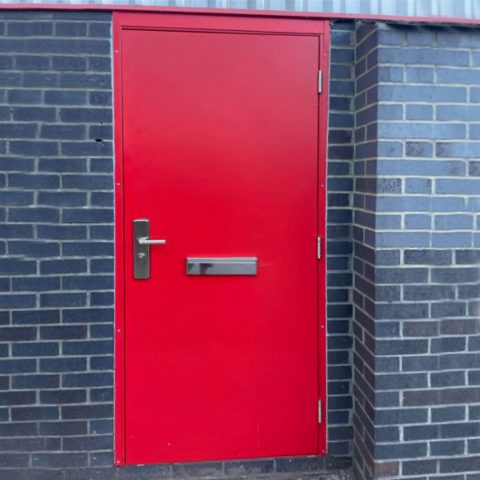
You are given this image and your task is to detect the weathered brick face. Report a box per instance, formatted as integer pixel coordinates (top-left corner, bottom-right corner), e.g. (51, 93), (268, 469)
(0, 13), (353, 480)
(352, 21), (480, 480)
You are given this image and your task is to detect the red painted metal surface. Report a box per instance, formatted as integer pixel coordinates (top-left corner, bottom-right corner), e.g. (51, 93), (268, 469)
(115, 12), (329, 465)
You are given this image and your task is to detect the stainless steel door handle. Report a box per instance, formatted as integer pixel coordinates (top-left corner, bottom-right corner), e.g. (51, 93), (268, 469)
(133, 219), (166, 279)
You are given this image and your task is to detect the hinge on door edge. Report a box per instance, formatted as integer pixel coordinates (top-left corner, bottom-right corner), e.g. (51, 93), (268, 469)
(318, 400), (322, 424)
(317, 236), (322, 260)
(318, 70), (322, 94)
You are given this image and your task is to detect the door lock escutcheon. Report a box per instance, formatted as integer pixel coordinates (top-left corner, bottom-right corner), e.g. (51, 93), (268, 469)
(133, 219), (167, 279)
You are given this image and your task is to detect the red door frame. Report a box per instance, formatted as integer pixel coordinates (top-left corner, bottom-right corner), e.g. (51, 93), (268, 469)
(113, 11), (330, 466)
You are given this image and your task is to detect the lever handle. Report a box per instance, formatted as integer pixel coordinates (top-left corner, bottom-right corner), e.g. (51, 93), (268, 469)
(133, 219), (166, 279)
(137, 237), (167, 245)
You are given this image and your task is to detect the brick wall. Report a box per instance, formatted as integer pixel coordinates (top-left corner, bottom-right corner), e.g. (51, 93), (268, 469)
(352, 21), (480, 480)
(327, 19), (356, 460)
(2, 11), (479, 480)
(0, 12), (353, 480)
(0, 11), (115, 480)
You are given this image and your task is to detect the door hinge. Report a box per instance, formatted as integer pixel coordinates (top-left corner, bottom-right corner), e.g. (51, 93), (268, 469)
(318, 70), (322, 94)
(318, 400), (322, 424)
(317, 236), (322, 260)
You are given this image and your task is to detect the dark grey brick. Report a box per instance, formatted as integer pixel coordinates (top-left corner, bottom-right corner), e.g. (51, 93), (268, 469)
(0, 327), (36, 342)
(62, 308), (112, 323)
(60, 107), (111, 123)
(456, 249), (480, 264)
(40, 293), (85, 308)
(90, 259), (113, 273)
(440, 457), (480, 474)
(376, 408), (428, 426)
(37, 225), (87, 240)
(12, 276), (60, 292)
(40, 389), (86, 405)
(89, 91), (111, 106)
(0, 258), (36, 274)
(51, 55), (86, 71)
(0, 192), (33, 206)
(62, 209), (113, 223)
(62, 275), (113, 290)
(37, 192), (87, 206)
(40, 325), (87, 340)
(9, 207), (59, 223)
(9, 241), (59, 257)
(60, 73), (110, 89)
(431, 406), (466, 423)
(62, 404), (112, 420)
(39, 420), (87, 436)
(7, 89), (42, 104)
(55, 21), (87, 36)
(62, 242), (113, 256)
(89, 226), (113, 240)
(8, 22), (53, 36)
(0, 452), (32, 468)
(431, 370), (466, 387)
(13, 106), (56, 122)
(45, 89), (87, 105)
(12, 374), (59, 389)
(89, 23), (110, 38)
(39, 158), (87, 173)
(402, 460), (437, 476)
(432, 267), (479, 284)
(12, 309), (59, 325)
(40, 259), (87, 274)
(26, 38), (109, 55)
(32, 452), (87, 468)
(376, 442), (427, 460)
(12, 406), (59, 421)
(22, 72), (59, 88)
(62, 175), (113, 190)
(63, 372), (112, 388)
(0, 421), (37, 437)
(40, 125), (86, 140)
(10, 140), (58, 156)
(62, 340), (112, 356)
(12, 342), (59, 357)
(376, 373), (427, 390)
(0, 294), (36, 309)
(0, 157), (34, 172)
(40, 357), (87, 373)
(0, 391), (36, 406)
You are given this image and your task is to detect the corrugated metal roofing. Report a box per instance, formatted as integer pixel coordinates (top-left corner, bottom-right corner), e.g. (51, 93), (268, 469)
(3, 0), (480, 20)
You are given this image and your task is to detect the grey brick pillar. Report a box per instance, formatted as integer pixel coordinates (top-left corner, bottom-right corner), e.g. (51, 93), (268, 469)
(352, 21), (480, 480)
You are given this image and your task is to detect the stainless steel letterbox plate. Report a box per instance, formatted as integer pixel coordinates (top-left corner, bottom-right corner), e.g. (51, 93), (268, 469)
(186, 257), (257, 276)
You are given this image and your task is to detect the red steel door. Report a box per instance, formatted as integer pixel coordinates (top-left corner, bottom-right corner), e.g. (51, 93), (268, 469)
(116, 12), (328, 465)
